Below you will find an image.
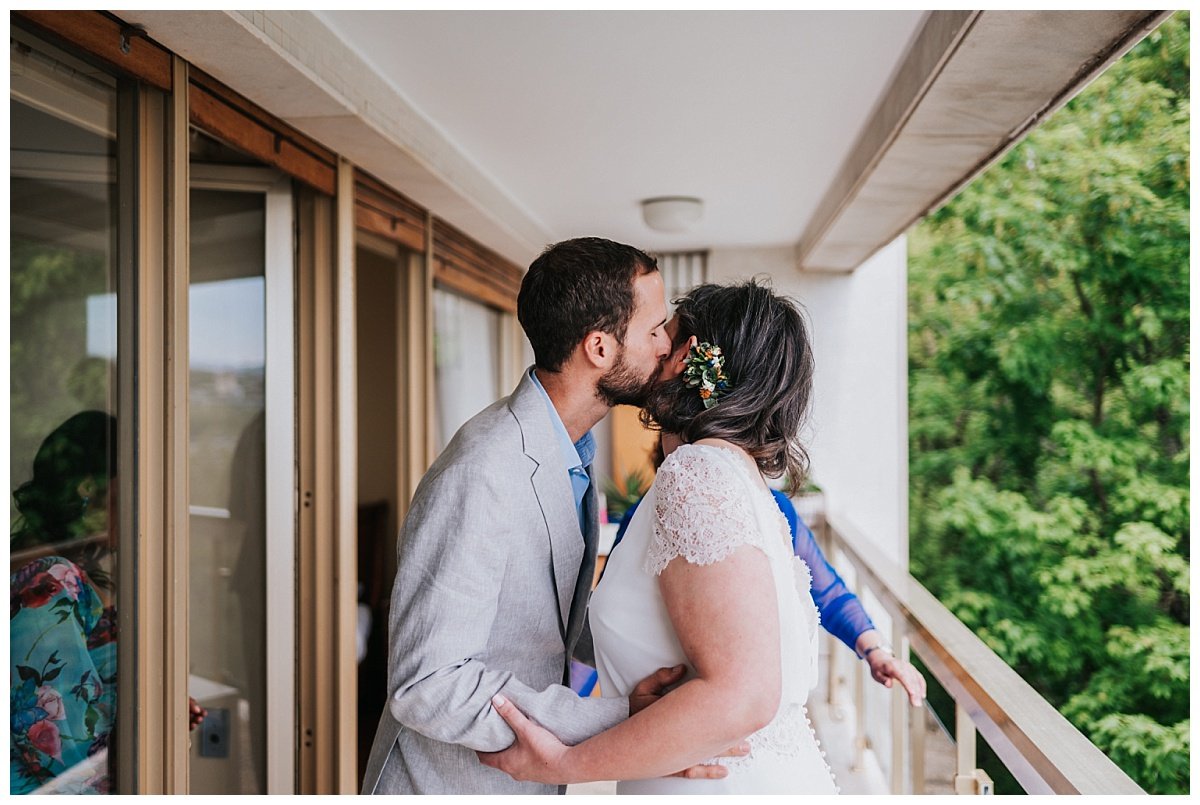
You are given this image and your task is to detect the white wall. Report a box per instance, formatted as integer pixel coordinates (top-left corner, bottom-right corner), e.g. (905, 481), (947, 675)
(707, 237), (908, 566)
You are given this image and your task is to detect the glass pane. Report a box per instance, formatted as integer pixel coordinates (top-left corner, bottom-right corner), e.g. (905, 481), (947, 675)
(433, 288), (503, 453)
(187, 186), (267, 794)
(10, 32), (120, 795)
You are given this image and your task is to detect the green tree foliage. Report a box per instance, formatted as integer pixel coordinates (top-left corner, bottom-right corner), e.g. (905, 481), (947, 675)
(10, 236), (114, 521)
(908, 13), (1189, 794)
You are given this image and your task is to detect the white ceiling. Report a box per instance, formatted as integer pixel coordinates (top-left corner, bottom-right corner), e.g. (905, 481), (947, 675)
(316, 11), (926, 253)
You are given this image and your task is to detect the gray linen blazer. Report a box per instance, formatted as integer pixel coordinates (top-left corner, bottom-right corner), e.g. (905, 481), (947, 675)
(361, 370), (629, 794)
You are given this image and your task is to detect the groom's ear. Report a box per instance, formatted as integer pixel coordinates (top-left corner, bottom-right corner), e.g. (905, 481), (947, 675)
(580, 330), (616, 369)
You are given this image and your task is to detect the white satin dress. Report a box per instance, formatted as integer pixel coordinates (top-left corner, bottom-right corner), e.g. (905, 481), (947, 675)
(589, 443), (838, 794)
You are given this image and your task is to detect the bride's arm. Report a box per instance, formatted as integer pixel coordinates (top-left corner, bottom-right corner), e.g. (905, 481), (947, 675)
(573, 544), (782, 781)
(481, 542), (781, 784)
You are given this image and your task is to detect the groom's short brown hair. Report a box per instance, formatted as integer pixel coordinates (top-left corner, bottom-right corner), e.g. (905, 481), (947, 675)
(517, 237), (658, 372)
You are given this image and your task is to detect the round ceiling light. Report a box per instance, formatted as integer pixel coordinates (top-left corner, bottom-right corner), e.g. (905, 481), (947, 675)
(641, 196), (703, 233)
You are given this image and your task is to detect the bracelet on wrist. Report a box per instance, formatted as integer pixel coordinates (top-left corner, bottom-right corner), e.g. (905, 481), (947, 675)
(859, 643), (894, 661)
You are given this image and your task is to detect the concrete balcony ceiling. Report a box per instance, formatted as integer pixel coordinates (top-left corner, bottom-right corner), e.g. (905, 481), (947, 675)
(118, 10), (1168, 270)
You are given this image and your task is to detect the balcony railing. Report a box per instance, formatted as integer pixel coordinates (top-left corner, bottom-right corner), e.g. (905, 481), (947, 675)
(819, 512), (1145, 795)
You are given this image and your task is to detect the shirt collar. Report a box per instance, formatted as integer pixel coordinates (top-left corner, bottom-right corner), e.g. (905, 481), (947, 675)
(529, 368), (595, 471)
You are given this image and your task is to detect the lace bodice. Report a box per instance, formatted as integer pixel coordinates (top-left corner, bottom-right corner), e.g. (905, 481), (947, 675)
(647, 445), (822, 664)
(646, 445), (830, 775)
(645, 443), (788, 574)
(590, 442), (837, 792)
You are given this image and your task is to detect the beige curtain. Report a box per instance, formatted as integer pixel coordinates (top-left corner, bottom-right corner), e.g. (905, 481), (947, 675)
(433, 288), (502, 454)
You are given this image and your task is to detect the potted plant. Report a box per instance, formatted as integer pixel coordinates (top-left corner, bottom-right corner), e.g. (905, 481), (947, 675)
(790, 478), (825, 526)
(603, 469), (650, 524)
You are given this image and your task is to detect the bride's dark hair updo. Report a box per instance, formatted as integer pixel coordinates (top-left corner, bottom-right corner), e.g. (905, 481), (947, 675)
(640, 279), (815, 494)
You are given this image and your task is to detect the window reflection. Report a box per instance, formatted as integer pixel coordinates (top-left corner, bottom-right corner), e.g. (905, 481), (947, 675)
(187, 183), (268, 794)
(10, 29), (119, 795)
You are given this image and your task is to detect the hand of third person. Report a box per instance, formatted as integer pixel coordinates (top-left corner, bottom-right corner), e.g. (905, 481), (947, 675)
(867, 651), (927, 708)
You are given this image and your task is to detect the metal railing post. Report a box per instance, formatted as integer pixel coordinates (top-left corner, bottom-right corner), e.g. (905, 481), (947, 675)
(891, 626), (908, 793)
(910, 675), (926, 794)
(955, 702), (975, 793)
(852, 652), (868, 772)
(954, 703), (995, 794)
(827, 631), (843, 715)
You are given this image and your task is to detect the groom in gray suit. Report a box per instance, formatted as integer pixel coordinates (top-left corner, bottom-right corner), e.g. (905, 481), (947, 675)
(362, 238), (712, 794)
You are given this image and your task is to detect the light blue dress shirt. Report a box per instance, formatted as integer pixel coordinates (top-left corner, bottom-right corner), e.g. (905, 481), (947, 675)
(529, 368), (596, 536)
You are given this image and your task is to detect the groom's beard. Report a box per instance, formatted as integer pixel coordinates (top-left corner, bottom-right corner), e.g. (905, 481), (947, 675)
(596, 350), (661, 407)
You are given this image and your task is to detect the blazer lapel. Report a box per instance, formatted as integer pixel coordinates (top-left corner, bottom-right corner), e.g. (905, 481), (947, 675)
(509, 371), (585, 640)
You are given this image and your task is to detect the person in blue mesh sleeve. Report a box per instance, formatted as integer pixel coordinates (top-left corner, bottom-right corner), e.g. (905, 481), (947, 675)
(597, 442), (926, 708)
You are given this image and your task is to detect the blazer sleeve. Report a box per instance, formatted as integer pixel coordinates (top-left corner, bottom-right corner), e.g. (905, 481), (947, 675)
(386, 463), (628, 752)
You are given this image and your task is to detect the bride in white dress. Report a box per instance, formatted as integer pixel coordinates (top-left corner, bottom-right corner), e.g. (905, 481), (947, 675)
(481, 281), (837, 794)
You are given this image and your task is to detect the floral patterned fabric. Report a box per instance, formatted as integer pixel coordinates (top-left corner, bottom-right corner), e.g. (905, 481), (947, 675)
(10, 556), (116, 794)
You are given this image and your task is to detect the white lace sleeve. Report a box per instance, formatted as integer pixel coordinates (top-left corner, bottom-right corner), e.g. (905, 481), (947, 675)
(645, 444), (766, 576)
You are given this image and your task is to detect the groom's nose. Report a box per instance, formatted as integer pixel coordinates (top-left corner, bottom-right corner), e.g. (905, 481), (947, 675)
(654, 331), (671, 360)
(656, 352), (680, 382)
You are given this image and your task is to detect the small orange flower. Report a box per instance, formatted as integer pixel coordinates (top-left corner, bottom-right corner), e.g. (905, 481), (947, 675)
(699, 388), (711, 399)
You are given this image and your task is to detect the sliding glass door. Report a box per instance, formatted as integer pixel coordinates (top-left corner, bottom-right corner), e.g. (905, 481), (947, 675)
(187, 153), (295, 794)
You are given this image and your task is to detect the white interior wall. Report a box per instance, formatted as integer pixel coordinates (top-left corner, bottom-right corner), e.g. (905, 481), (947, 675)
(707, 237), (908, 566)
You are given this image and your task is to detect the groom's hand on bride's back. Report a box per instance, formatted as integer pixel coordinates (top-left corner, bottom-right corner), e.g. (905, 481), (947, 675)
(630, 664), (751, 778)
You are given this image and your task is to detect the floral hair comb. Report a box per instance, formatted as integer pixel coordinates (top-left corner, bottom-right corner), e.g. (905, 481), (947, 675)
(682, 342), (732, 409)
